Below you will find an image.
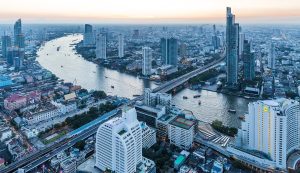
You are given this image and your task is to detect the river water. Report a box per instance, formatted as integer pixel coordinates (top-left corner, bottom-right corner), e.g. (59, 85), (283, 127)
(37, 34), (252, 128)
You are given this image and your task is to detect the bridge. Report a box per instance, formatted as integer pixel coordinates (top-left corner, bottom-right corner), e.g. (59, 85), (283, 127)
(0, 57), (224, 173)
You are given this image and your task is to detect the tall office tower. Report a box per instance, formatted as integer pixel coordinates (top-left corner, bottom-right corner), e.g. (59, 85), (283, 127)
(118, 34), (124, 58)
(83, 24), (95, 47)
(239, 33), (245, 58)
(161, 38), (178, 66)
(243, 40), (255, 81)
(268, 42), (276, 69)
(226, 7), (239, 87)
(241, 99), (300, 169)
(179, 43), (187, 58)
(6, 47), (24, 66)
(95, 107), (142, 173)
(14, 19), (25, 48)
(142, 47), (152, 76)
(1, 35), (11, 59)
(212, 36), (220, 50)
(133, 29), (140, 39)
(213, 24), (216, 35)
(95, 33), (107, 59)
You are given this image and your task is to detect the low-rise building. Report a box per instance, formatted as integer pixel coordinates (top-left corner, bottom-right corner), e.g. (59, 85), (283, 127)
(168, 116), (196, 150)
(157, 114), (176, 139)
(61, 158), (77, 173)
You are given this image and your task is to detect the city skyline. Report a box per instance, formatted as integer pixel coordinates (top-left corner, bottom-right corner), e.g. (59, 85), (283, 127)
(0, 0), (300, 24)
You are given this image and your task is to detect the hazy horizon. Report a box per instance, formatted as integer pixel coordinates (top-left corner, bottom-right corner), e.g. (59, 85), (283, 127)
(1, 0), (300, 24)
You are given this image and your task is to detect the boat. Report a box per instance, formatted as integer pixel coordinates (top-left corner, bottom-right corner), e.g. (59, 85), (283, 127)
(105, 76), (108, 78)
(244, 96), (251, 99)
(193, 95), (201, 98)
(183, 96), (188, 99)
(61, 65), (63, 68)
(57, 46), (60, 51)
(93, 71), (96, 73)
(133, 94), (141, 97)
(239, 115), (245, 120)
(228, 109), (237, 113)
(111, 85), (114, 88)
(198, 101), (201, 105)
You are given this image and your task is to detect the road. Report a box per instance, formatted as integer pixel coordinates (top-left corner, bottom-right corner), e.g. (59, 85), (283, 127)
(0, 57), (224, 173)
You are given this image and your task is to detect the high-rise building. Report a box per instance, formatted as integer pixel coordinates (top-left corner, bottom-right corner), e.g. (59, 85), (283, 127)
(243, 40), (255, 81)
(239, 99), (300, 169)
(1, 35), (11, 59)
(179, 43), (187, 58)
(268, 42), (276, 69)
(142, 47), (152, 76)
(212, 36), (221, 50)
(95, 107), (142, 173)
(96, 33), (107, 59)
(161, 38), (178, 66)
(226, 7), (239, 87)
(239, 33), (245, 58)
(14, 19), (25, 48)
(6, 47), (24, 66)
(83, 24), (95, 47)
(118, 34), (124, 58)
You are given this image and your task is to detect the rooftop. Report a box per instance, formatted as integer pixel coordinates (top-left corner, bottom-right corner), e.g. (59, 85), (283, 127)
(170, 116), (195, 130)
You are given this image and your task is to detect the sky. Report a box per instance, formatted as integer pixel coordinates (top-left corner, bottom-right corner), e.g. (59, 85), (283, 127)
(0, 0), (300, 24)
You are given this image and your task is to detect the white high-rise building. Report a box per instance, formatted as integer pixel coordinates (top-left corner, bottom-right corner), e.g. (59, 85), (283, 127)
(142, 47), (152, 76)
(268, 42), (276, 69)
(240, 99), (300, 169)
(96, 33), (107, 59)
(118, 34), (124, 58)
(168, 116), (196, 150)
(95, 107), (142, 173)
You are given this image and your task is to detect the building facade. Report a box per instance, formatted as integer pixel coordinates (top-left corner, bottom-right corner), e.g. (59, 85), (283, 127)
(268, 42), (276, 69)
(161, 38), (178, 66)
(168, 116), (195, 150)
(243, 40), (255, 81)
(239, 99), (300, 169)
(83, 24), (95, 47)
(142, 47), (152, 76)
(140, 122), (156, 149)
(96, 33), (107, 59)
(226, 7), (239, 87)
(95, 107), (142, 173)
(118, 34), (124, 58)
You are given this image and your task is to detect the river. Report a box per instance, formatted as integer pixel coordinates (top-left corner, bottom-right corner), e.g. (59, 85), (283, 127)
(37, 34), (252, 128)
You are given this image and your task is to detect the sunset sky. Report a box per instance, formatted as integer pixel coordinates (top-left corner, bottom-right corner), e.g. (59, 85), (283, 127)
(0, 0), (300, 24)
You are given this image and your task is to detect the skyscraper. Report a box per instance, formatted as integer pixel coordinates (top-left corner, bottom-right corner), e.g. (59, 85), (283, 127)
(1, 35), (11, 59)
(226, 7), (239, 87)
(118, 34), (124, 58)
(142, 47), (152, 76)
(243, 40), (255, 81)
(14, 19), (25, 48)
(239, 33), (245, 58)
(95, 107), (142, 173)
(240, 99), (300, 169)
(83, 24), (95, 47)
(268, 42), (276, 69)
(6, 47), (24, 66)
(161, 38), (178, 66)
(96, 33), (107, 59)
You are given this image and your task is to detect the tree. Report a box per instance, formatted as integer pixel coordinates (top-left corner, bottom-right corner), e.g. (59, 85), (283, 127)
(74, 140), (86, 150)
(92, 90), (107, 99)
